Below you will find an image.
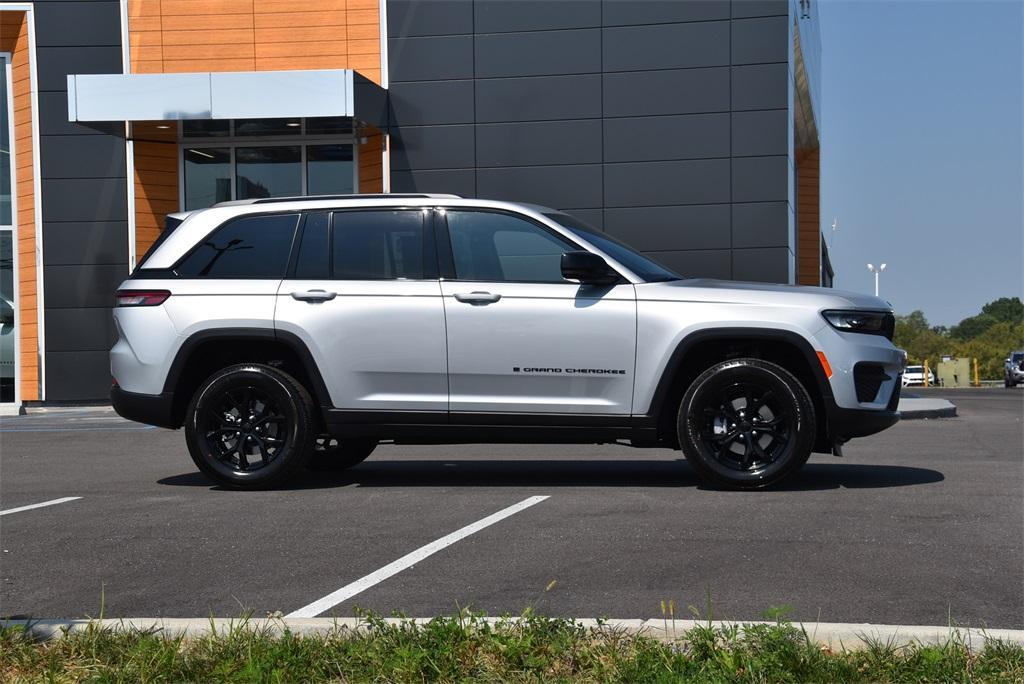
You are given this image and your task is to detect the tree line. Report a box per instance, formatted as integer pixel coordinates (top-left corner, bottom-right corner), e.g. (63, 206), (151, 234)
(893, 297), (1024, 380)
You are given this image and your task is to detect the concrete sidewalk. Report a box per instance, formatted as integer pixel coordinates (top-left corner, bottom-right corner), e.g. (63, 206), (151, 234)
(898, 397), (957, 419)
(3, 617), (1021, 651)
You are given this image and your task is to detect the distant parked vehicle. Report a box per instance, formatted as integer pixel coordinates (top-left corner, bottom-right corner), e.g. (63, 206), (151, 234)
(0, 295), (14, 403)
(1005, 351), (1024, 387)
(902, 365), (936, 387)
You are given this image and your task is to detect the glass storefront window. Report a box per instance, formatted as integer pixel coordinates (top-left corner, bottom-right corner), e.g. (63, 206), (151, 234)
(180, 118), (358, 209)
(1, 56), (10, 226)
(236, 146), (302, 200)
(182, 120), (230, 138)
(234, 118), (301, 137)
(307, 145), (354, 195)
(0, 232), (13, 403)
(183, 147), (231, 210)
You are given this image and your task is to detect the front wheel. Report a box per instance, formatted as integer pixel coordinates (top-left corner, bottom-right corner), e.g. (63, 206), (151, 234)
(184, 364), (316, 489)
(678, 358), (816, 490)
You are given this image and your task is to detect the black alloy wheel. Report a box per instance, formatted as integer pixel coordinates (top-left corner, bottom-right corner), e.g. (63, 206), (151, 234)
(201, 386), (287, 472)
(678, 358), (816, 489)
(185, 364), (315, 489)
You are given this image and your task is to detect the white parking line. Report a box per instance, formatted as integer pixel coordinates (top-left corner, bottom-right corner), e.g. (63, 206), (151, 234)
(287, 495), (550, 618)
(0, 497), (82, 517)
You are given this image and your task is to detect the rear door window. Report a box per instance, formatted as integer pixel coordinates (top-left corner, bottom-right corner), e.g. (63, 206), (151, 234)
(331, 210), (425, 280)
(176, 213), (299, 278)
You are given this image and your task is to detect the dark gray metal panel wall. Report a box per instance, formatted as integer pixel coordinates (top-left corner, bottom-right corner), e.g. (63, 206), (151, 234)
(35, 0), (127, 401)
(387, 0), (794, 283)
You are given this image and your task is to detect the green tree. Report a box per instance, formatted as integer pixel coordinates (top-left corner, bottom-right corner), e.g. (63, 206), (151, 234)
(981, 297), (1024, 324)
(950, 313), (998, 340)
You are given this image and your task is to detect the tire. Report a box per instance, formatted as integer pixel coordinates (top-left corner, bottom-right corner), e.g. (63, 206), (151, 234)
(677, 358), (816, 490)
(307, 436), (377, 471)
(184, 364), (316, 489)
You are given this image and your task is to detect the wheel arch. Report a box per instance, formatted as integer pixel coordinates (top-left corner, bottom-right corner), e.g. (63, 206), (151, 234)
(162, 328), (332, 428)
(644, 328), (833, 449)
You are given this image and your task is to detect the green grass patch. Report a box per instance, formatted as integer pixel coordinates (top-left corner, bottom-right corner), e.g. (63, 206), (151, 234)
(2, 613), (1022, 683)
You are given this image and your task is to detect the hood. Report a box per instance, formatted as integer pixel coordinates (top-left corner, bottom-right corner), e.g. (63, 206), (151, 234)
(639, 278), (892, 311)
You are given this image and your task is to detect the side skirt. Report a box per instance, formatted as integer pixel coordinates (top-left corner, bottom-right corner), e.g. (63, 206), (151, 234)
(321, 410), (660, 446)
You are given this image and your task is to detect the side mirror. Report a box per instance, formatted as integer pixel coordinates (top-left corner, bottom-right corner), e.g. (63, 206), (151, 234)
(561, 251), (619, 285)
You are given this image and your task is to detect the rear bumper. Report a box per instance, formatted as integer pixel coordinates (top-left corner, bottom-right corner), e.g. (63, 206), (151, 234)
(111, 386), (178, 429)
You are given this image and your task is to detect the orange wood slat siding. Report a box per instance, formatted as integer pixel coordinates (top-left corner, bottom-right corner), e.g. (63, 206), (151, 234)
(127, 0), (382, 84)
(358, 128), (383, 193)
(1, 11), (39, 400)
(796, 149), (821, 286)
(132, 123), (180, 260)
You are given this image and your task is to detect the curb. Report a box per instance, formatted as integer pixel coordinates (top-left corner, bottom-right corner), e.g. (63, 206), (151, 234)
(3, 617), (1021, 651)
(897, 397), (957, 420)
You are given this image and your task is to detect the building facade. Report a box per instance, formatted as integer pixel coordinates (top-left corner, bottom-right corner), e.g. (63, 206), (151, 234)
(0, 0), (825, 409)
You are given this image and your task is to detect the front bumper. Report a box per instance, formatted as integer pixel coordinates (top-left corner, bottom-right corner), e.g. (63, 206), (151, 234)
(825, 374), (901, 444)
(111, 386), (179, 429)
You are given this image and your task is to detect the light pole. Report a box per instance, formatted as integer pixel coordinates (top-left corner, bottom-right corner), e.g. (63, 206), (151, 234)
(866, 263), (886, 297)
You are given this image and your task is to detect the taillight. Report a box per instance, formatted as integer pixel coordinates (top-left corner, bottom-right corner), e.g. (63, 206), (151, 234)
(115, 290), (170, 307)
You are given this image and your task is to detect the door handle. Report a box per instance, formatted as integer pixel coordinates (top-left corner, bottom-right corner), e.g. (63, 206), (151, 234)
(453, 291), (501, 305)
(291, 289), (337, 302)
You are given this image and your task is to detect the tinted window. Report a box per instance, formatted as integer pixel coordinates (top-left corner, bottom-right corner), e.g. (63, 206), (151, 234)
(293, 212), (330, 279)
(544, 212), (680, 283)
(332, 211), (424, 280)
(176, 213), (299, 278)
(446, 211), (573, 283)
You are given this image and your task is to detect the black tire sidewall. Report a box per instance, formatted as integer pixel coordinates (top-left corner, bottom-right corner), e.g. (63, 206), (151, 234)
(678, 359), (816, 489)
(185, 364), (314, 489)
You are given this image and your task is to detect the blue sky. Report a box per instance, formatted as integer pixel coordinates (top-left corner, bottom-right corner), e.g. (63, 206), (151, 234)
(819, 0), (1023, 326)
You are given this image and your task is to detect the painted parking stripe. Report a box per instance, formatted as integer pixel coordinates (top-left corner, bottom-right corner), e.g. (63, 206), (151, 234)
(0, 497), (82, 516)
(287, 495), (550, 618)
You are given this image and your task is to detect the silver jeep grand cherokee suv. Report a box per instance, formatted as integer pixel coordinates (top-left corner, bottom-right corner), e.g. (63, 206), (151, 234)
(111, 195), (906, 490)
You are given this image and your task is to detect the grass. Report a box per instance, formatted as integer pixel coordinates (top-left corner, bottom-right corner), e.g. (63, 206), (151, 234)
(1, 611), (1022, 683)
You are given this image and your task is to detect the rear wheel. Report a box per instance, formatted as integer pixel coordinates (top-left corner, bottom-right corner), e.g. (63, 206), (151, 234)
(678, 358), (816, 489)
(184, 364), (315, 489)
(307, 436), (377, 471)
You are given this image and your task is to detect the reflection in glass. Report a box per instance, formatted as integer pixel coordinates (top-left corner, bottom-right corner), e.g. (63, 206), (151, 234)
(234, 118), (301, 137)
(1, 56), (11, 226)
(0, 232), (14, 403)
(182, 120), (230, 138)
(236, 146), (301, 200)
(184, 148), (231, 210)
(307, 145), (354, 196)
(306, 117), (353, 136)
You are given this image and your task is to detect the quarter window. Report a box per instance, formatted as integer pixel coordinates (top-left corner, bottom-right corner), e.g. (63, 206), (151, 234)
(332, 211), (424, 280)
(176, 213), (299, 278)
(446, 211), (573, 283)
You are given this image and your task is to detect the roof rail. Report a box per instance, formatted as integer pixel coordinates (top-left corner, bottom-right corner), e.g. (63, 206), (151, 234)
(213, 193), (462, 207)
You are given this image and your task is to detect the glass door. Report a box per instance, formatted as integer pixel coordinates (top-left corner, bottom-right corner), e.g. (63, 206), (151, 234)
(1, 53), (17, 405)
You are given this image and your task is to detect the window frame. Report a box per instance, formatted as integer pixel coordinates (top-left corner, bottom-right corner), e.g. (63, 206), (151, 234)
(435, 208), (619, 285)
(178, 120), (360, 210)
(169, 210), (302, 280)
(287, 207), (438, 282)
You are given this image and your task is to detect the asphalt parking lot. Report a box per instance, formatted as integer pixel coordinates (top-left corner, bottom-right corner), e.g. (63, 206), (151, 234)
(1, 388), (1021, 628)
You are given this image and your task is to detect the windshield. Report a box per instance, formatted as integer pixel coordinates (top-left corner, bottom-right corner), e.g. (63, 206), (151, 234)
(1012, 353), (1024, 363)
(543, 213), (681, 283)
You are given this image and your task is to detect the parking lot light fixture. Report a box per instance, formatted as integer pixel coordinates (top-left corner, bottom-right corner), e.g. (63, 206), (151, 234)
(867, 262), (887, 296)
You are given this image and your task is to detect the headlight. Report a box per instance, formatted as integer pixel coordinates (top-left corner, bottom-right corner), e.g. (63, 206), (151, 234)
(822, 310), (895, 340)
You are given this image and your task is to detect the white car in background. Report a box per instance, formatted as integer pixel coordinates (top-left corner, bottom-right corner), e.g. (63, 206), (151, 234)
(902, 365), (936, 387)
(0, 295), (14, 401)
